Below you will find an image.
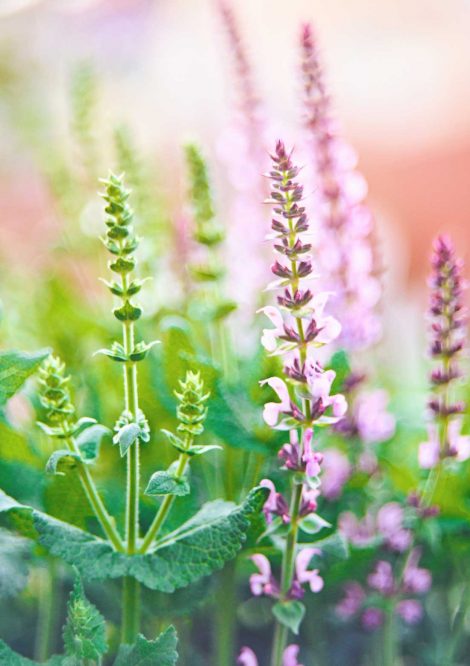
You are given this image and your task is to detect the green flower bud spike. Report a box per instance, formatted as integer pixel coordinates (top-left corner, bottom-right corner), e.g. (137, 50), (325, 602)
(139, 370), (219, 553)
(37, 356), (123, 551)
(99, 172), (158, 561)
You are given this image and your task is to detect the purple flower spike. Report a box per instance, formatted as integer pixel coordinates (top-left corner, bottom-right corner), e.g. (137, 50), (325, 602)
(300, 22), (382, 351)
(260, 479), (290, 524)
(362, 607), (385, 631)
(283, 644), (304, 666)
(295, 548), (324, 593)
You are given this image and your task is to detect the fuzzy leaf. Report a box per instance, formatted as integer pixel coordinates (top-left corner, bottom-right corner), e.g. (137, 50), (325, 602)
(114, 423), (141, 456)
(129, 340), (160, 362)
(161, 429), (187, 454)
(63, 574), (107, 663)
(145, 470), (190, 497)
(0, 349), (50, 406)
(72, 417), (98, 437)
(186, 444), (222, 457)
(46, 450), (82, 476)
(0, 529), (30, 598)
(0, 640), (62, 665)
(299, 513), (331, 535)
(76, 424), (110, 461)
(113, 626), (178, 666)
(272, 600), (305, 635)
(0, 487), (268, 592)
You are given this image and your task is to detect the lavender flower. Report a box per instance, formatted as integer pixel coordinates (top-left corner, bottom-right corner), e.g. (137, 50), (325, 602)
(419, 235), (468, 469)
(300, 22), (382, 351)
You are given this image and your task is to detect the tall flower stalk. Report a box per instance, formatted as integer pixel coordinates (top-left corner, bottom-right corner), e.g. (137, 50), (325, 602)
(256, 141), (346, 666)
(99, 173), (154, 642)
(300, 23), (381, 351)
(419, 235), (469, 494)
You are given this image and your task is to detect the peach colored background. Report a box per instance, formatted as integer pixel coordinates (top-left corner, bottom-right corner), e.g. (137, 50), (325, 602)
(1, 0), (470, 287)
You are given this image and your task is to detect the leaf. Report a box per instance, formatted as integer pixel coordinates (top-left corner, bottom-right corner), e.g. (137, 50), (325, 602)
(0, 486), (269, 592)
(113, 626), (178, 666)
(0, 640), (62, 665)
(114, 423), (141, 456)
(186, 444), (222, 457)
(0, 529), (30, 598)
(0, 349), (50, 406)
(272, 600), (305, 635)
(46, 450), (82, 476)
(161, 429), (187, 454)
(63, 574), (107, 663)
(76, 424), (110, 461)
(299, 513), (331, 535)
(145, 470), (190, 497)
(308, 532), (349, 561)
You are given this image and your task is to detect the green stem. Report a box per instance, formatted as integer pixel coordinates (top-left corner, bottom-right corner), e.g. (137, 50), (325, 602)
(64, 434), (123, 551)
(214, 561), (237, 666)
(139, 452), (189, 553)
(121, 575), (141, 644)
(383, 603), (397, 666)
(123, 321), (141, 554)
(34, 560), (60, 662)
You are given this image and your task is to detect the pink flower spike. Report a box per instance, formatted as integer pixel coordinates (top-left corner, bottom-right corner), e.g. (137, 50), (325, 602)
(418, 425), (440, 469)
(362, 607), (384, 631)
(261, 377), (291, 426)
(295, 548), (323, 593)
(331, 394), (348, 418)
(250, 554), (279, 598)
(283, 644), (304, 666)
(335, 582), (365, 619)
(237, 646), (259, 666)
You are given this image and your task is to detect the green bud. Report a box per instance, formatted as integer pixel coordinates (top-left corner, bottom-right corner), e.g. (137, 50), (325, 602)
(38, 356), (76, 428)
(174, 371), (210, 438)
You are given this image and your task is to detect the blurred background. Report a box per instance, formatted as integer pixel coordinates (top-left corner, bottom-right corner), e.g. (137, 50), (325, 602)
(1, 0), (470, 280)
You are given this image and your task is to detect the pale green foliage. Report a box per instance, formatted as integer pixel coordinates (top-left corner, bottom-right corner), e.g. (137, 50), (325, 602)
(0, 349), (49, 407)
(113, 626), (178, 665)
(63, 575), (107, 664)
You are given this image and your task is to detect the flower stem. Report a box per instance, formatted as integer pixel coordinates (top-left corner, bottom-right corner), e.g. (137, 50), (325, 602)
(383, 602), (397, 666)
(139, 452), (189, 553)
(121, 575), (141, 644)
(63, 433), (123, 551)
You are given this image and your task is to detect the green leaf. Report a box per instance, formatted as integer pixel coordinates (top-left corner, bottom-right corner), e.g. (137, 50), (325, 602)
(0, 486), (268, 592)
(299, 513), (331, 535)
(186, 444), (222, 457)
(113, 301), (142, 322)
(161, 429), (187, 454)
(272, 600), (305, 635)
(63, 574), (107, 662)
(114, 423), (141, 456)
(145, 470), (190, 497)
(0, 349), (50, 406)
(72, 418), (98, 437)
(46, 450), (82, 476)
(129, 340), (160, 362)
(113, 626), (178, 666)
(0, 640), (62, 665)
(308, 532), (349, 561)
(0, 529), (30, 598)
(76, 424), (110, 461)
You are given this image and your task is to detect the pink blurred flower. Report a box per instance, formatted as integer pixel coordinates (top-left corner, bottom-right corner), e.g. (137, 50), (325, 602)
(335, 582), (366, 620)
(354, 390), (395, 444)
(403, 549), (432, 594)
(448, 418), (470, 461)
(418, 425), (440, 469)
(376, 503), (412, 553)
(321, 449), (351, 500)
(396, 599), (423, 625)
(237, 647), (258, 666)
(283, 644), (304, 666)
(362, 607), (384, 631)
(338, 511), (375, 547)
(367, 561), (395, 596)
